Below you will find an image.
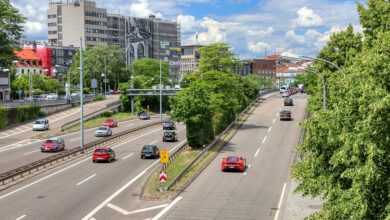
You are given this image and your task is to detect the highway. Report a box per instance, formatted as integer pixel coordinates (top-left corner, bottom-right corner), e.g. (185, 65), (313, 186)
(0, 122), (187, 220)
(0, 115), (162, 174)
(154, 92), (307, 220)
(0, 95), (119, 148)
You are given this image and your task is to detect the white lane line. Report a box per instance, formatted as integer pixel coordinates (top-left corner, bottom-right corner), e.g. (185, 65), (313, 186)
(149, 140), (158, 145)
(272, 118), (276, 124)
(70, 138), (80, 142)
(0, 139), (42, 153)
(276, 112), (279, 117)
(24, 149), (40, 156)
(126, 124), (135, 127)
(77, 174), (96, 186)
(15, 127), (24, 132)
(262, 136), (267, 144)
(89, 218), (97, 220)
(254, 148), (260, 157)
(243, 164), (251, 176)
(16, 215), (26, 220)
(81, 140), (186, 220)
(152, 197), (183, 220)
(122, 153), (134, 160)
(107, 203), (168, 215)
(274, 182), (287, 220)
(268, 127), (272, 132)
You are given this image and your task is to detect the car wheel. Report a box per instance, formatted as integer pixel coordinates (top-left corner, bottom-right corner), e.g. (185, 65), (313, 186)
(93, 160), (96, 163)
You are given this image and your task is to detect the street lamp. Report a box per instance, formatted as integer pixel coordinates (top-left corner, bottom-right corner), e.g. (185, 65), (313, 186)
(101, 72), (107, 96)
(306, 69), (327, 110)
(159, 59), (162, 122)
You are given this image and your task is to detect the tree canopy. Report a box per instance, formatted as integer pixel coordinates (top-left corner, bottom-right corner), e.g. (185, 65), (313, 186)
(198, 43), (239, 73)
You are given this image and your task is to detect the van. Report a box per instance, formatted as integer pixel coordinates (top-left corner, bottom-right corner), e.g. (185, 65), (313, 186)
(280, 86), (287, 93)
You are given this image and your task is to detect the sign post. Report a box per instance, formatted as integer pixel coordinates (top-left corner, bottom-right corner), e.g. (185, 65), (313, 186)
(159, 150), (169, 191)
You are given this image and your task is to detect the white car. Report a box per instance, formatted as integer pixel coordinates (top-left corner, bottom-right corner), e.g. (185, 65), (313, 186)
(33, 119), (49, 131)
(95, 126), (112, 137)
(46, 93), (58, 100)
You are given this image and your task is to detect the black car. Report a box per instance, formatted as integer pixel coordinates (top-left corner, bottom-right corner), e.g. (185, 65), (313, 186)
(280, 110), (292, 121)
(163, 121), (176, 130)
(139, 112), (150, 120)
(141, 145), (160, 159)
(284, 98), (293, 106)
(163, 131), (178, 142)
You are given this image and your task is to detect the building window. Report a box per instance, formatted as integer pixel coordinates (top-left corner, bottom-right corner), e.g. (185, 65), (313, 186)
(48, 22), (57, 27)
(85, 20), (107, 26)
(48, 31), (57, 35)
(58, 25), (62, 32)
(57, 17), (62, 24)
(48, 14), (57, 19)
(85, 11), (106, 18)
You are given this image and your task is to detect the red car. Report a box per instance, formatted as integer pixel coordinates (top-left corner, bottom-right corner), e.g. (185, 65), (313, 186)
(92, 147), (116, 163)
(40, 137), (65, 152)
(221, 155), (246, 172)
(103, 118), (118, 127)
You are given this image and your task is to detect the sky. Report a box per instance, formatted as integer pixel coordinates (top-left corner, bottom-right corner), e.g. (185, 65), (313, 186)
(11, 0), (365, 58)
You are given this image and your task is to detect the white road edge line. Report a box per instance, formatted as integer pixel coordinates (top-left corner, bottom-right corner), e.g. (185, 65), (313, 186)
(254, 148), (260, 157)
(272, 118), (276, 124)
(243, 164), (251, 176)
(122, 153), (134, 160)
(77, 174), (96, 186)
(81, 140), (187, 220)
(107, 203), (168, 215)
(268, 127), (272, 132)
(152, 197), (183, 220)
(276, 112), (279, 117)
(262, 136), (267, 144)
(70, 138), (80, 142)
(24, 149), (40, 156)
(16, 215), (26, 220)
(274, 182), (287, 220)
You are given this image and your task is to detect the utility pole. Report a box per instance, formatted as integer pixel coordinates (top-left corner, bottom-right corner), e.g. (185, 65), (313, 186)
(104, 56), (107, 95)
(80, 37), (84, 150)
(159, 59), (162, 122)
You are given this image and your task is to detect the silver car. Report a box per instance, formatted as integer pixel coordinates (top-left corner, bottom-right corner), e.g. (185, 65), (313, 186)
(95, 126), (112, 137)
(33, 119), (49, 131)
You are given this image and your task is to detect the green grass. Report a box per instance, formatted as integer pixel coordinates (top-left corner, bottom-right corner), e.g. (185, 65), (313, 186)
(66, 112), (137, 132)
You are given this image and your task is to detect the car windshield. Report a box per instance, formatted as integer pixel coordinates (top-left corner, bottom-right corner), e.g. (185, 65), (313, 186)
(227, 157), (239, 162)
(281, 110), (290, 113)
(98, 127), (108, 130)
(106, 119), (113, 122)
(95, 149), (107, 153)
(34, 120), (44, 124)
(45, 139), (57, 143)
(140, 113), (148, 116)
(164, 122), (173, 125)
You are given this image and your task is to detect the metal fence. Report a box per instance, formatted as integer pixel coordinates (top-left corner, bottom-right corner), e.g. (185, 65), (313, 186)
(0, 94), (96, 108)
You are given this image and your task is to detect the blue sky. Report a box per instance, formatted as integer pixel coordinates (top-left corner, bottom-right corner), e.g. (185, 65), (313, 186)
(11, 0), (365, 58)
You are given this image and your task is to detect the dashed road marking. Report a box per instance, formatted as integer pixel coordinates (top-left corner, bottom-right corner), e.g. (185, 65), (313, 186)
(16, 215), (26, 220)
(262, 136), (267, 144)
(70, 138), (80, 142)
(243, 164), (251, 176)
(254, 148), (260, 157)
(24, 149), (40, 155)
(122, 153), (134, 160)
(77, 174), (96, 186)
(274, 182), (287, 220)
(268, 127), (272, 132)
(149, 140), (158, 145)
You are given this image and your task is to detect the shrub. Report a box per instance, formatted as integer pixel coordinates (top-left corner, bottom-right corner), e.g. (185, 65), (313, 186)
(0, 107), (7, 129)
(94, 94), (105, 101)
(16, 106), (42, 122)
(100, 110), (113, 117)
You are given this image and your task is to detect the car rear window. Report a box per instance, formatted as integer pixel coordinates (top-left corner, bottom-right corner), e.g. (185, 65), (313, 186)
(95, 149), (107, 153)
(98, 127), (108, 130)
(35, 120), (44, 124)
(227, 157), (239, 162)
(106, 119), (113, 122)
(164, 132), (173, 137)
(143, 145), (154, 151)
(45, 140), (57, 143)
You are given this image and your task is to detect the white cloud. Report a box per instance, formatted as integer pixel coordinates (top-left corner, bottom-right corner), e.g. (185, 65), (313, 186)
(187, 17), (227, 44)
(246, 27), (274, 37)
(130, 0), (163, 18)
(24, 21), (46, 35)
(177, 15), (197, 34)
(285, 30), (305, 44)
(293, 7), (323, 27)
(281, 49), (299, 58)
(247, 41), (271, 53)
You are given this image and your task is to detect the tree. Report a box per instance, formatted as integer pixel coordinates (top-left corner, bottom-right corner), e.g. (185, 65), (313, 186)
(292, 1), (390, 218)
(0, 0), (25, 67)
(198, 43), (239, 73)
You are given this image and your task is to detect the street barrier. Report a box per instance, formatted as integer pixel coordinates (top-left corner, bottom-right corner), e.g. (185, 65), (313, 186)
(0, 121), (161, 187)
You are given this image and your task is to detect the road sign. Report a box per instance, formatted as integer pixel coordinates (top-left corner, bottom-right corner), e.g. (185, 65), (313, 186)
(160, 150), (169, 163)
(91, 78), (97, 88)
(159, 171), (167, 183)
(17, 89), (23, 95)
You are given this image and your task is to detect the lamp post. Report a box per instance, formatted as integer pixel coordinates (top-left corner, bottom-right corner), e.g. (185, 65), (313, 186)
(130, 75), (134, 115)
(80, 37), (84, 150)
(101, 72), (107, 96)
(307, 69), (326, 110)
(159, 59), (162, 122)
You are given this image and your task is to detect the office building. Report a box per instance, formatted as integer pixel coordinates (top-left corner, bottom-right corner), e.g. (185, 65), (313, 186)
(179, 45), (203, 78)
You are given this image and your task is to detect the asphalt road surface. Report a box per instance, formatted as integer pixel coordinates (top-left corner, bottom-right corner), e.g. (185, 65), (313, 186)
(0, 95), (120, 148)
(0, 122), (186, 220)
(156, 93), (307, 220)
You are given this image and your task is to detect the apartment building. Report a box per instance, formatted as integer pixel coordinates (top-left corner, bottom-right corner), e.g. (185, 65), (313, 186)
(179, 45), (203, 78)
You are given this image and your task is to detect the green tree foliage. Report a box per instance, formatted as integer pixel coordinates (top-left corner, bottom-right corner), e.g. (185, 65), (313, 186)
(198, 43), (239, 73)
(291, 71), (319, 95)
(292, 1), (390, 218)
(69, 45), (128, 91)
(0, 0), (25, 67)
(12, 74), (60, 95)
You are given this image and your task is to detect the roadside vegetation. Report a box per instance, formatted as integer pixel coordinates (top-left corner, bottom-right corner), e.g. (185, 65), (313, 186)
(292, 1), (390, 219)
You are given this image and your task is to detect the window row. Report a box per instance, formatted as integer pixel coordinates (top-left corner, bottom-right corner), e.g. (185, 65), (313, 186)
(86, 37), (106, 42)
(48, 22), (57, 27)
(48, 14), (57, 19)
(48, 31), (57, 35)
(85, 11), (106, 18)
(85, 28), (106, 34)
(85, 20), (107, 26)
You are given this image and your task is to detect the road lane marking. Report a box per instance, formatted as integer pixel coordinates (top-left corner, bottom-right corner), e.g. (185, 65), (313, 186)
(272, 118), (276, 124)
(107, 203), (168, 215)
(268, 127), (272, 132)
(254, 148), (260, 157)
(152, 197), (183, 220)
(243, 164), (251, 176)
(274, 182), (287, 220)
(70, 138), (80, 142)
(16, 215), (26, 220)
(262, 136), (267, 143)
(82, 140), (187, 220)
(149, 140), (158, 145)
(15, 127), (24, 132)
(122, 153), (134, 160)
(0, 139), (42, 153)
(276, 112), (279, 117)
(77, 174), (96, 186)
(24, 149), (40, 155)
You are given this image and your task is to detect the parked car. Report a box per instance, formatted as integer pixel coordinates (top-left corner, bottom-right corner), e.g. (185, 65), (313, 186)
(113, 90), (121, 94)
(95, 126), (112, 137)
(103, 118), (118, 127)
(46, 93), (58, 100)
(280, 110), (292, 121)
(139, 112), (150, 120)
(163, 120), (176, 130)
(163, 131), (178, 142)
(40, 137), (65, 152)
(221, 155), (246, 172)
(284, 98), (294, 106)
(33, 119), (49, 131)
(280, 85), (287, 93)
(92, 147), (115, 163)
(141, 145), (160, 159)
(281, 92), (289, 98)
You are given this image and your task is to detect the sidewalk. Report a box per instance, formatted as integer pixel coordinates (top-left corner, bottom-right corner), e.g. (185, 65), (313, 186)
(283, 180), (323, 220)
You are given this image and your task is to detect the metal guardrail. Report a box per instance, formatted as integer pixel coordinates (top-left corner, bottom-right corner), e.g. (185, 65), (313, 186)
(166, 89), (277, 190)
(0, 121), (161, 186)
(60, 102), (122, 131)
(0, 94), (96, 108)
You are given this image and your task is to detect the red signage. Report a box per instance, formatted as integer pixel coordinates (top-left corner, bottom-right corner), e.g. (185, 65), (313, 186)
(159, 171), (167, 183)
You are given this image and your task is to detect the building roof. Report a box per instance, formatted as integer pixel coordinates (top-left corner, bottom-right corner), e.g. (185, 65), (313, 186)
(264, 54), (282, 60)
(13, 49), (41, 61)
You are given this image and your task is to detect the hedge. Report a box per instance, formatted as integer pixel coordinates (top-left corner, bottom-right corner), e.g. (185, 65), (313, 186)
(0, 107), (7, 129)
(16, 106), (42, 122)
